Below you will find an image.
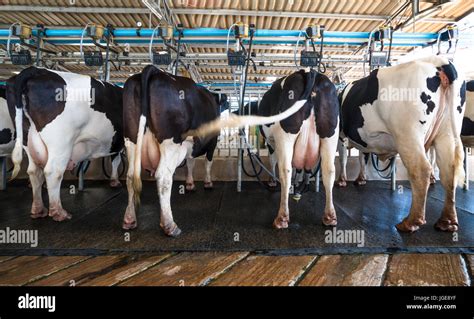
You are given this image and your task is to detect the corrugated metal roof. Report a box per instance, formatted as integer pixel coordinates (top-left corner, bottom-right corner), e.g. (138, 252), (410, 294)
(0, 0), (473, 84)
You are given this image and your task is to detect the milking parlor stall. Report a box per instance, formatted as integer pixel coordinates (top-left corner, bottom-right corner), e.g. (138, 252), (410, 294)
(0, 0), (474, 313)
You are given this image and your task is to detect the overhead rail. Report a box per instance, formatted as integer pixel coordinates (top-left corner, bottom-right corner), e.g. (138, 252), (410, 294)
(0, 27), (440, 47)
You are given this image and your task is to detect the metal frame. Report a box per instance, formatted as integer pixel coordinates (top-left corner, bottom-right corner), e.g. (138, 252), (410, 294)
(0, 5), (455, 24)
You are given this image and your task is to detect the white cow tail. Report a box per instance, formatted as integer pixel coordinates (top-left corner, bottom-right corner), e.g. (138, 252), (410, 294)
(132, 65), (158, 203)
(185, 99), (308, 139)
(10, 106), (23, 180)
(450, 82), (466, 188)
(11, 66), (41, 180)
(132, 115), (146, 203)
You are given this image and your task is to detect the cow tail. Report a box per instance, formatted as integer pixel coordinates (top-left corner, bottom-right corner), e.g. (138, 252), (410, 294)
(301, 69), (317, 101)
(132, 65), (156, 199)
(450, 82), (465, 188)
(182, 70), (317, 139)
(11, 67), (37, 180)
(444, 63), (465, 188)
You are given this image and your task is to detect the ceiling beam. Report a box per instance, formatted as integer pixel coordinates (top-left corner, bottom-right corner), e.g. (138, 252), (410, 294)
(0, 5), (150, 14)
(0, 5), (454, 24)
(170, 8), (454, 24)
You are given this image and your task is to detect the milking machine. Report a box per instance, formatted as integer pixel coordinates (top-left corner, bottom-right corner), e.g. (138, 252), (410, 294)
(294, 24), (326, 73)
(79, 23), (119, 81)
(370, 153), (397, 191)
(149, 23), (172, 69)
(227, 23), (288, 192)
(366, 25), (393, 73)
(226, 22), (257, 192)
(149, 22), (185, 75)
(6, 23), (57, 67)
(6, 23), (56, 67)
(436, 24), (458, 58)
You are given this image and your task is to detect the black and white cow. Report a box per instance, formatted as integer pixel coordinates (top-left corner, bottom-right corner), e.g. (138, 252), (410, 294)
(7, 66), (124, 221)
(0, 84), (15, 157)
(461, 80), (474, 147)
(257, 70), (339, 228)
(338, 79), (473, 188)
(191, 69), (340, 229)
(122, 66), (230, 236)
(124, 66), (309, 236)
(339, 56), (466, 232)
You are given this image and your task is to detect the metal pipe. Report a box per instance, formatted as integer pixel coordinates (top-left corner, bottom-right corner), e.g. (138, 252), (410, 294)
(412, 0), (419, 32)
(464, 147), (469, 191)
(0, 27), (439, 41)
(391, 160), (397, 191)
(0, 157), (6, 191)
(0, 38), (434, 47)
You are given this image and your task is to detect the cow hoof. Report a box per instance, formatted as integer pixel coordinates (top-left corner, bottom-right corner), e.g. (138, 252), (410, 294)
(49, 209), (72, 222)
(110, 180), (122, 188)
(185, 183), (196, 192)
(273, 216), (289, 229)
(335, 179), (347, 188)
(122, 219), (137, 230)
(322, 215), (337, 226)
(292, 193), (302, 201)
(354, 178), (367, 186)
(395, 218), (425, 233)
(162, 223), (182, 237)
(434, 218), (458, 232)
(31, 207), (48, 219)
(204, 182), (213, 190)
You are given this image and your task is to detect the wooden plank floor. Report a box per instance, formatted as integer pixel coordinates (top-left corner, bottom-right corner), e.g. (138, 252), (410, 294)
(0, 253), (472, 286)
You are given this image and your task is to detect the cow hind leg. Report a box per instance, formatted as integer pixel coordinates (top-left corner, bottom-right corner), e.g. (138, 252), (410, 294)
(395, 143), (431, 232)
(268, 149), (278, 187)
(109, 154), (122, 188)
(202, 148), (215, 189)
(156, 139), (188, 237)
(204, 157), (214, 189)
(433, 134), (462, 232)
(123, 140), (138, 230)
(335, 139), (348, 187)
(26, 151), (47, 219)
(354, 152), (367, 186)
(320, 134), (338, 226)
(43, 152), (71, 222)
(428, 147), (437, 185)
(272, 125), (298, 229)
(185, 157), (196, 192)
